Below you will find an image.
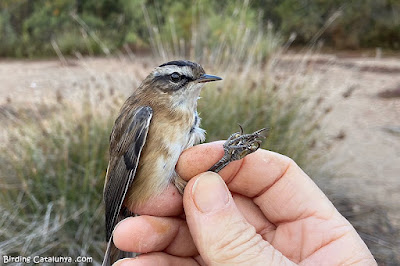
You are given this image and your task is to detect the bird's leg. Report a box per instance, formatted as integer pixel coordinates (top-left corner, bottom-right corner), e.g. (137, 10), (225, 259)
(209, 127), (267, 173)
(174, 175), (188, 195)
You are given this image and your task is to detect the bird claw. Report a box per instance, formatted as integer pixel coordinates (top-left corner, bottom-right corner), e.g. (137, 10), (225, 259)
(225, 127), (267, 160)
(209, 126), (267, 173)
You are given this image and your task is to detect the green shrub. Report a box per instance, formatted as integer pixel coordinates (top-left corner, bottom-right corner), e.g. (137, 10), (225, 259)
(271, 0), (400, 49)
(0, 10), (18, 57)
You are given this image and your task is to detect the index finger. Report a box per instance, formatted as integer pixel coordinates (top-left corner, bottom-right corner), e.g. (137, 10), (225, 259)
(176, 141), (337, 225)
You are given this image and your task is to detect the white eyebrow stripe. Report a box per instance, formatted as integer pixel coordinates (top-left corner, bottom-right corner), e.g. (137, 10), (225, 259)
(153, 65), (193, 78)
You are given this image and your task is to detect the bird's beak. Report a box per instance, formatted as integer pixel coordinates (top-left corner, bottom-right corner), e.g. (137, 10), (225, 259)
(197, 74), (222, 83)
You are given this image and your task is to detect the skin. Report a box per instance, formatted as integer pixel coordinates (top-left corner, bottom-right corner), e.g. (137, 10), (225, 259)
(111, 141), (377, 265)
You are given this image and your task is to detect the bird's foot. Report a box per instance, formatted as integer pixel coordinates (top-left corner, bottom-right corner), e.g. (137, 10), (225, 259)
(209, 126), (267, 173)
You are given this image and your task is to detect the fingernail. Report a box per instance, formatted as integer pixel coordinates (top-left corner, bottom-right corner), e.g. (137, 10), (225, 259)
(113, 258), (136, 266)
(192, 172), (229, 213)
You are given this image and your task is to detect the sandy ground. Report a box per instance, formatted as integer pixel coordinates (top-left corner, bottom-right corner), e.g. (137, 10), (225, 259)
(275, 54), (400, 264)
(275, 54), (400, 218)
(1, 54), (399, 264)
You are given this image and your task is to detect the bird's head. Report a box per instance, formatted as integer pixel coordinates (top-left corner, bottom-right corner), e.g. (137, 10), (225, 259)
(138, 60), (222, 110)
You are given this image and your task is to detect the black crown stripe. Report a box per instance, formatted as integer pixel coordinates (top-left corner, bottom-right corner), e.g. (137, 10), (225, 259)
(159, 60), (196, 68)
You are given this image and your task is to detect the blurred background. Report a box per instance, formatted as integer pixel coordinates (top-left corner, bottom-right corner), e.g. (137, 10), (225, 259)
(0, 0), (399, 265)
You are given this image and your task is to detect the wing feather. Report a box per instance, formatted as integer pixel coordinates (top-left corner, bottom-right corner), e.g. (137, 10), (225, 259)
(103, 105), (152, 241)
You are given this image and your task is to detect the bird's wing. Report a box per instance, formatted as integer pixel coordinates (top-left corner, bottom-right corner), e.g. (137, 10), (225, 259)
(103, 105), (153, 241)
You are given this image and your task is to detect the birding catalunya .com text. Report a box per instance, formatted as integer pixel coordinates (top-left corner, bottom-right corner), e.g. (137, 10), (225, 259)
(2, 255), (93, 264)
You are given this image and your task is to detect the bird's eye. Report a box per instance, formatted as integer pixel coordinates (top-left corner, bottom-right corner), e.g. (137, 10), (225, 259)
(170, 72), (182, 83)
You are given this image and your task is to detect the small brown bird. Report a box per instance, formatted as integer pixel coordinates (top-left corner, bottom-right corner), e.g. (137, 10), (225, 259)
(102, 60), (265, 265)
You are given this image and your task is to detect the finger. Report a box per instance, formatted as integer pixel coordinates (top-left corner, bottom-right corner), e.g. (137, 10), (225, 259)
(128, 184), (183, 216)
(113, 216), (197, 257)
(177, 142), (337, 225)
(113, 252), (199, 266)
(118, 197), (275, 255)
(183, 172), (293, 265)
(232, 193), (276, 241)
(177, 141), (227, 179)
(119, 196), (275, 254)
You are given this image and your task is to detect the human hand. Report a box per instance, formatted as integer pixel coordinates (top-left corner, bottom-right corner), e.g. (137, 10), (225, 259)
(112, 141), (376, 265)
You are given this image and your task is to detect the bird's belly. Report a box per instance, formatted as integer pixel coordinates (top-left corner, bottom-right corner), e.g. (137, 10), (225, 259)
(146, 123), (205, 190)
(127, 122), (205, 208)
(162, 124), (205, 180)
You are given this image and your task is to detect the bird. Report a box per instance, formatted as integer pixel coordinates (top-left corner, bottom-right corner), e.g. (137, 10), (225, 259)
(102, 60), (266, 265)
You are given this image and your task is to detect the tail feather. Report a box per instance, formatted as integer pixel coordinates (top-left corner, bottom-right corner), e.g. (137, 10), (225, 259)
(102, 237), (135, 266)
(102, 210), (136, 266)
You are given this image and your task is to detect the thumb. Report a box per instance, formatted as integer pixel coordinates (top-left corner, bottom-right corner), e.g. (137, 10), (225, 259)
(183, 172), (294, 265)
